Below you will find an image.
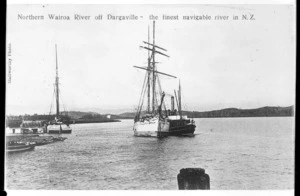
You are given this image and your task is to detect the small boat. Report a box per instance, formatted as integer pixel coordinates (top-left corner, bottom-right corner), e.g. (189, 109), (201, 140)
(6, 141), (35, 153)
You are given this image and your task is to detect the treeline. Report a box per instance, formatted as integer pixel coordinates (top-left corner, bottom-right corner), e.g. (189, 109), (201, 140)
(6, 106), (294, 127)
(6, 111), (117, 128)
(6, 114), (72, 128)
(182, 106), (294, 118)
(113, 106), (294, 119)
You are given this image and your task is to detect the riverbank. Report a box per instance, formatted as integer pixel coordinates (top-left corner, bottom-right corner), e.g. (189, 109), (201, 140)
(6, 118), (120, 128)
(6, 106), (294, 127)
(111, 106), (294, 119)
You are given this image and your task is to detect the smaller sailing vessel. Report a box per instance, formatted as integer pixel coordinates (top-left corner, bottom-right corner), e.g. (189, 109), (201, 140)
(133, 21), (196, 137)
(47, 45), (72, 134)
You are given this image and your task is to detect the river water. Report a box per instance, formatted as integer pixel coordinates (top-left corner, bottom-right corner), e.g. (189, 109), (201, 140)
(5, 117), (294, 190)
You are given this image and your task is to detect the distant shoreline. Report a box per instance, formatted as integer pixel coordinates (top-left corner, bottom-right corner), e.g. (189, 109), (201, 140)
(116, 116), (294, 120)
(111, 106), (294, 119)
(6, 105), (294, 128)
(71, 119), (121, 124)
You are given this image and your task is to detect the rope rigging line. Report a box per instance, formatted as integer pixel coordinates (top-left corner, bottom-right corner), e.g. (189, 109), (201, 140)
(138, 73), (148, 113)
(156, 74), (167, 112)
(136, 71), (148, 118)
(153, 70), (159, 110)
(49, 85), (56, 115)
(180, 86), (188, 112)
(59, 90), (68, 116)
(138, 77), (148, 117)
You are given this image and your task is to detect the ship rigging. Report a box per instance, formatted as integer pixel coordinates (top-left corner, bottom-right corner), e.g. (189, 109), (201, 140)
(133, 21), (196, 137)
(47, 44), (72, 134)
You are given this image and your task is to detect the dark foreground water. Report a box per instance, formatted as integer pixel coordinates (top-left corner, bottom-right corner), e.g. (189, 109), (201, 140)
(6, 117), (294, 190)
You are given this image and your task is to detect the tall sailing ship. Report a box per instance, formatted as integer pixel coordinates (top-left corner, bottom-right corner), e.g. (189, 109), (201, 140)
(133, 21), (196, 137)
(47, 45), (72, 134)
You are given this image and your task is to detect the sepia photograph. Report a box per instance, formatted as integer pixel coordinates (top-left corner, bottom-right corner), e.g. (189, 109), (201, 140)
(5, 0), (295, 193)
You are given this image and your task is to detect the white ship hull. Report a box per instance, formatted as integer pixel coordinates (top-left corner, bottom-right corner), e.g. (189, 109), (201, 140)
(133, 117), (169, 137)
(47, 124), (72, 134)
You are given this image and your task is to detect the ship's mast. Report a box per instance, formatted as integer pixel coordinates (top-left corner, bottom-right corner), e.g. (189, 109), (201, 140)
(174, 90), (180, 115)
(135, 21), (175, 118)
(55, 44), (60, 118)
(152, 20), (156, 114)
(147, 25), (151, 114)
(178, 80), (182, 119)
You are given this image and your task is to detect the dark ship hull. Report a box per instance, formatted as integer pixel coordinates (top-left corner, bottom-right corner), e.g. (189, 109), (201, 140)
(168, 123), (196, 136)
(159, 116), (196, 137)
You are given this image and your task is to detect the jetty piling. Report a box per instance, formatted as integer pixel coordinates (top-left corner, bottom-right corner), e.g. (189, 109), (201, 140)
(177, 168), (210, 190)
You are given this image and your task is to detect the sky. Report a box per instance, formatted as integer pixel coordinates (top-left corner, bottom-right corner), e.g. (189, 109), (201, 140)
(6, 4), (296, 115)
